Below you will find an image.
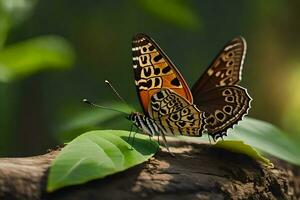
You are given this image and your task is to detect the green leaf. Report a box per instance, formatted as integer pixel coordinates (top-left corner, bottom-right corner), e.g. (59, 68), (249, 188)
(215, 140), (272, 167)
(0, 0), (38, 47)
(0, 35), (75, 82)
(0, 0), (38, 25)
(226, 117), (300, 166)
(47, 130), (158, 192)
(137, 0), (201, 30)
(178, 117), (300, 166)
(0, 3), (11, 48)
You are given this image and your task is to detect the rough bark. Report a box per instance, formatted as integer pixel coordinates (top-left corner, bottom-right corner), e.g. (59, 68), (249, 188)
(0, 140), (299, 200)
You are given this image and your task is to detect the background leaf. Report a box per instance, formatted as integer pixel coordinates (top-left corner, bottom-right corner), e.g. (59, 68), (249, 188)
(0, 35), (75, 82)
(0, 9), (10, 48)
(137, 0), (201, 30)
(177, 117), (300, 166)
(226, 117), (300, 166)
(47, 130), (158, 192)
(0, 0), (37, 26)
(0, 0), (38, 47)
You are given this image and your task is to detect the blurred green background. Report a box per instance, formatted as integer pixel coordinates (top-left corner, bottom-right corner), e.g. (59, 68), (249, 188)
(1, 0), (300, 156)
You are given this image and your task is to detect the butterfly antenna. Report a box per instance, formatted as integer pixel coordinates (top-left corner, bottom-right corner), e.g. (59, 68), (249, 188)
(83, 99), (128, 115)
(105, 80), (133, 111)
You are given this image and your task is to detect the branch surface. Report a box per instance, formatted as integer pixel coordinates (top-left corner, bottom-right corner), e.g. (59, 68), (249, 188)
(0, 140), (299, 200)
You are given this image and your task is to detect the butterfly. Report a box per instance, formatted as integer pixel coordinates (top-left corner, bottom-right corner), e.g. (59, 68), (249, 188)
(127, 33), (251, 147)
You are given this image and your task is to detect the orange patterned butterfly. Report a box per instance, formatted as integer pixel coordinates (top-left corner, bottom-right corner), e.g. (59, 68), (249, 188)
(127, 33), (251, 147)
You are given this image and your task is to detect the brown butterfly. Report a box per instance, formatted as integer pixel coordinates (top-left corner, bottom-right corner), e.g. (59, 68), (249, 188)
(127, 33), (251, 147)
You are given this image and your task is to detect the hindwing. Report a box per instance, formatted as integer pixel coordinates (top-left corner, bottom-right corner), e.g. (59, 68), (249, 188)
(148, 89), (205, 136)
(195, 86), (251, 140)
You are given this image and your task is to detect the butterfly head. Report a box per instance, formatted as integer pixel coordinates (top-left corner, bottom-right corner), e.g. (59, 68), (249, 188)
(127, 112), (158, 137)
(127, 112), (143, 132)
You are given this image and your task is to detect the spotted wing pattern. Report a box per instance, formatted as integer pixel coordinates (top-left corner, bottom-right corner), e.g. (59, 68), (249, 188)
(191, 36), (246, 93)
(198, 86), (251, 140)
(148, 89), (205, 136)
(190, 37), (251, 140)
(131, 34), (251, 141)
(132, 33), (193, 115)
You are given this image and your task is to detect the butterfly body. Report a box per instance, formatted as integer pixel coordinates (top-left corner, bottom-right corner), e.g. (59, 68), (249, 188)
(128, 88), (206, 137)
(127, 112), (160, 137)
(130, 33), (251, 141)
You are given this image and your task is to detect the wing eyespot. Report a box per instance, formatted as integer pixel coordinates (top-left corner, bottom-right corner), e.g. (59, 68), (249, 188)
(222, 89), (233, 96)
(228, 52), (234, 57)
(223, 105), (233, 114)
(215, 110), (226, 122)
(225, 96), (234, 103)
(227, 60), (234, 67)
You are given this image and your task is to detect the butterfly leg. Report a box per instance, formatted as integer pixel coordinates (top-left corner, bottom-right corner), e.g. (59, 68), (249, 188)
(153, 134), (160, 152)
(148, 135), (160, 151)
(129, 126), (138, 150)
(213, 137), (217, 142)
(160, 133), (174, 156)
(127, 124), (134, 143)
(203, 128), (212, 145)
(130, 131), (138, 150)
(220, 133), (225, 141)
(208, 134), (212, 145)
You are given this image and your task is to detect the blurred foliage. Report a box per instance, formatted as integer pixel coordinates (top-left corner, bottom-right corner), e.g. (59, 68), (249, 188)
(0, 0), (74, 155)
(227, 118), (300, 166)
(282, 65), (300, 140)
(0, 36), (74, 82)
(0, 0), (38, 47)
(137, 0), (201, 30)
(0, 0), (75, 82)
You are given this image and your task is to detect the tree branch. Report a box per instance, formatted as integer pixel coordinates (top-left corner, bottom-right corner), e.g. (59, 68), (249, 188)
(0, 140), (299, 200)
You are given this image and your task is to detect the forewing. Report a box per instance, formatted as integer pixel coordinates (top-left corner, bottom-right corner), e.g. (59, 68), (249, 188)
(132, 33), (193, 115)
(195, 86), (251, 140)
(148, 89), (205, 136)
(191, 37), (246, 94)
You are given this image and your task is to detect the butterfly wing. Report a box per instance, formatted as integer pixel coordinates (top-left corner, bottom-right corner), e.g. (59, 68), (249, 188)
(191, 37), (250, 140)
(196, 86), (251, 140)
(132, 33), (193, 115)
(191, 36), (246, 93)
(148, 89), (205, 136)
